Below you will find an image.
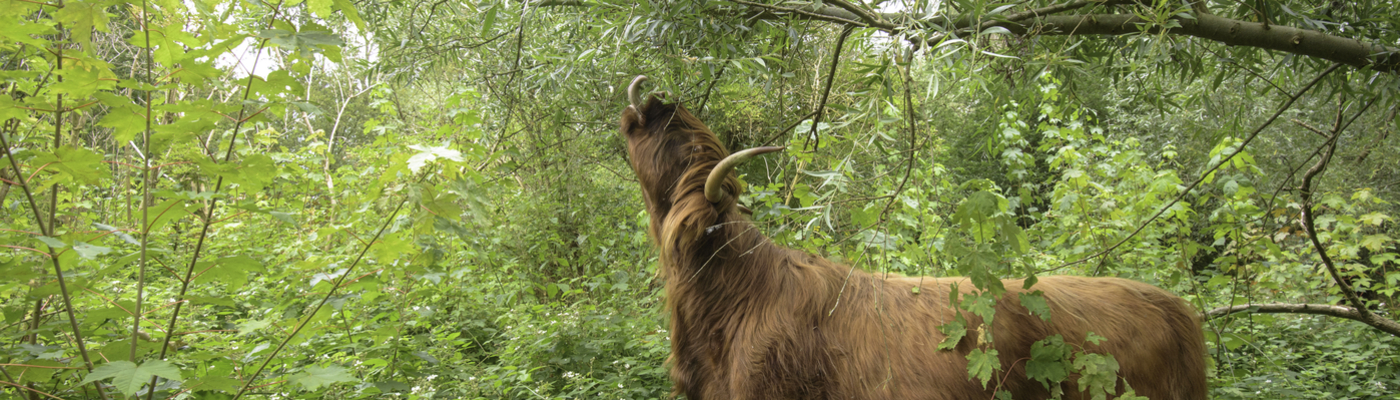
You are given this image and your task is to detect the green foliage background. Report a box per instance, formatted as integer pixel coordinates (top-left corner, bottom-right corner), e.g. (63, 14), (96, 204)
(0, 0), (1397, 399)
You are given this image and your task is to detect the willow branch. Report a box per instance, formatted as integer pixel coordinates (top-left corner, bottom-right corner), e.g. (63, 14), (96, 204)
(732, 0), (871, 28)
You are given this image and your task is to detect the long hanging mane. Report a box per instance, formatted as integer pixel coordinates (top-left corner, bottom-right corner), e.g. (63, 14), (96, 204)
(623, 95), (752, 272)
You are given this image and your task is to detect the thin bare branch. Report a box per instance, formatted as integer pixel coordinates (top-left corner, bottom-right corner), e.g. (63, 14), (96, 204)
(804, 25), (857, 151)
(1294, 96), (1398, 337)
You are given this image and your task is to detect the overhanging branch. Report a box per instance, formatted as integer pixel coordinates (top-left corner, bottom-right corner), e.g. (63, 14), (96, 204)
(999, 12), (1400, 73)
(1207, 303), (1400, 337)
(642, 1), (1400, 73)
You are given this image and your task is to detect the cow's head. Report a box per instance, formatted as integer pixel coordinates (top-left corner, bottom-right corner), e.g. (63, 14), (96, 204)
(619, 76), (781, 218)
(619, 76), (781, 248)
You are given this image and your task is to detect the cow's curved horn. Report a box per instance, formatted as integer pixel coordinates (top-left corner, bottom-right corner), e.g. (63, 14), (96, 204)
(628, 75), (648, 108)
(705, 146), (785, 203)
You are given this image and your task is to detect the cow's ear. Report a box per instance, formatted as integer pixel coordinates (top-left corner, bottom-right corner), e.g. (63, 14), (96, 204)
(621, 105), (645, 135)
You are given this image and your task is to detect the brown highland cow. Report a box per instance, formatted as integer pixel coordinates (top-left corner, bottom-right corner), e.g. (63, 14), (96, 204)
(618, 75), (1206, 400)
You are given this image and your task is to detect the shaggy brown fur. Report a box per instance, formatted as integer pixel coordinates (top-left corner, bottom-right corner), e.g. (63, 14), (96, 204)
(619, 94), (1207, 400)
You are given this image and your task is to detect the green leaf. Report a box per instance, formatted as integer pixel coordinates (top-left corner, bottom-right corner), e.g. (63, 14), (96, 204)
(187, 295), (236, 307)
(966, 348), (1000, 387)
(406, 144), (464, 172)
(270, 211), (298, 226)
(55, 0), (109, 51)
(1205, 275), (1231, 288)
(226, 154), (277, 192)
(1360, 234), (1392, 252)
(1221, 332), (1248, 350)
(936, 316), (967, 350)
(30, 146), (108, 185)
(954, 191), (998, 233)
(0, 92), (32, 122)
(1084, 332), (1107, 345)
(256, 28), (344, 57)
(1073, 353), (1120, 400)
(288, 365), (358, 391)
(963, 292), (997, 323)
(99, 339), (157, 362)
(374, 381), (411, 394)
(72, 241), (113, 259)
(481, 5), (499, 36)
(185, 375), (243, 394)
(1358, 212), (1391, 226)
(94, 92), (147, 143)
(1026, 335), (1071, 388)
(0, 15), (57, 48)
(371, 232), (413, 263)
(94, 222), (140, 245)
(6, 360), (65, 383)
(1019, 291), (1052, 322)
(308, 0), (333, 18)
(80, 360), (182, 396)
(49, 55), (118, 99)
(31, 276), (89, 298)
(237, 319), (270, 335)
(146, 199), (195, 233)
(333, 0), (366, 31)
(89, 300), (135, 321)
(190, 256), (266, 291)
(36, 236), (67, 249)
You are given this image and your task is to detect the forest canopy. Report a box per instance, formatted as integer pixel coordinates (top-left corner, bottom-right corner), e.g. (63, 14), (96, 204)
(0, 0), (1398, 398)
